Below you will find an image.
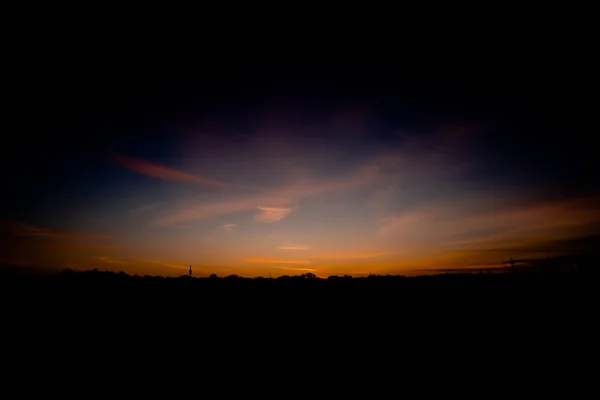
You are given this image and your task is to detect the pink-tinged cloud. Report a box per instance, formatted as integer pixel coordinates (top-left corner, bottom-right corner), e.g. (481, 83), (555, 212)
(274, 163), (380, 200)
(278, 244), (311, 250)
(151, 196), (278, 226)
(6, 222), (110, 240)
(376, 210), (435, 236)
(109, 152), (228, 186)
(241, 257), (312, 265)
(254, 206), (292, 223)
(151, 160), (381, 226)
(221, 223), (237, 233)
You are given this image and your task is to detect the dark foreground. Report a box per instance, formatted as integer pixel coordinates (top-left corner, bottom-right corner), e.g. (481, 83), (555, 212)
(2, 268), (598, 387)
(3, 267), (597, 323)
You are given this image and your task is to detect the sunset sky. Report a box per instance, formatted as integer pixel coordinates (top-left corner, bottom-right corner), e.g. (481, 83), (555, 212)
(2, 61), (598, 277)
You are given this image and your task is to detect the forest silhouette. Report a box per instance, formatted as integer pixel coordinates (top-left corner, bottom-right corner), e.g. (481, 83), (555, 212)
(3, 255), (597, 368)
(3, 254), (597, 315)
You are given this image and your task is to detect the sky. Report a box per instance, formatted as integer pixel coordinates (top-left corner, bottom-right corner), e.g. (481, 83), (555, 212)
(2, 60), (599, 277)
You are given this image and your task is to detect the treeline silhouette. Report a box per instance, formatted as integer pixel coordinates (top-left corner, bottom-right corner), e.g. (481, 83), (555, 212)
(3, 263), (597, 312)
(3, 262), (597, 364)
(3, 263), (597, 290)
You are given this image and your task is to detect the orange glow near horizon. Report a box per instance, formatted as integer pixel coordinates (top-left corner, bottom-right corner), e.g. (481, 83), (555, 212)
(3, 126), (599, 279)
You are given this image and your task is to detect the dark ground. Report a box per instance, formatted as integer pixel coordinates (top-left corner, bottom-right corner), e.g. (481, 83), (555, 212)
(2, 266), (597, 391)
(3, 266), (597, 327)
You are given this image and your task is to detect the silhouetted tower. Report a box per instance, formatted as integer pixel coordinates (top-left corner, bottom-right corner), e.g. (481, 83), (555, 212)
(507, 257), (516, 274)
(189, 265), (192, 277)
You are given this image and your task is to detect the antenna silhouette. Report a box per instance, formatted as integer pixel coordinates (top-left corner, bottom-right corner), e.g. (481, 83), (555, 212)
(189, 265), (192, 277)
(506, 257), (517, 274)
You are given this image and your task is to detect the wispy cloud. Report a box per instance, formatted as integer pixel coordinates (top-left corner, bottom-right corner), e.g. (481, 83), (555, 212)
(315, 252), (388, 260)
(368, 195), (600, 273)
(151, 160), (381, 226)
(109, 152), (228, 186)
(415, 264), (509, 274)
(278, 244), (311, 250)
(276, 266), (318, 272)
(377, 195), (600, 241)
(442, 233), (600, 259)
(152, 197), (266, 226)
(376, 210), (434, 236)
(221, 223), (237, 233)
(241, 257), (311, 265)
(274, 163), (381, 200)
(99, 256), (126, 265)
(254, 206), (292, 223)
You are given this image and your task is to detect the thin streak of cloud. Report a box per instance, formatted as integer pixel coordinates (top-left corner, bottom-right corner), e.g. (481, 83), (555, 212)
(45, 243), (117, 249)
(109, 152), (228, 186)
(452, 197), (600, 236)
(99, 256), (126, 265)
(276, 266), (318, 272)
(241, 257), (312, 265)
(378, 195), (600, 239)
(278, 244), (311, 250)
(221, 223), (237, 233)
(416, 264), (508, 273)
(273, 163), (381, 200)
(255, 206), (292, 223)
(7, 222), (110, 240)
(315, 252), (388, 260)
(16, 241), (117, 250)
(152, 197), (266, 226)
(377, 211), (434, 236)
